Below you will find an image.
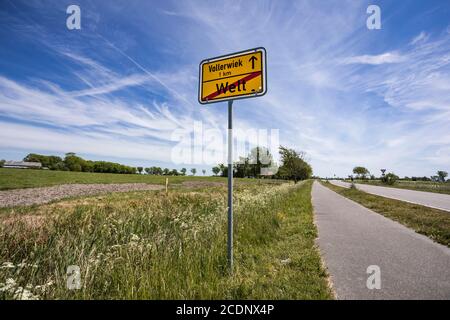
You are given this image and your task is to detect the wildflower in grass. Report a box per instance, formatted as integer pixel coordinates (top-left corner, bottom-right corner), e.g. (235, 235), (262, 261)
(13, 287), (39, 300)
(276, 212), (286, 222)
(0, 261), (38, 269)
(34, 280), (54, 294)
(0, 278), (40, 300)
(130, 233), (140, 242)
(16, 261), (38, 269)
(0, 278), (17, 292)
(0, 262), (15, 269)
(180, 222), (188, 229)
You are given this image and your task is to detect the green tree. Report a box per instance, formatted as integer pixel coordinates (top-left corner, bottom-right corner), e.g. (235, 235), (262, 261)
(218, 164), (227, 177)
(234, 157), (249, 178)
(381, 172), (399, 185)
(202, 169), (206, 176)
(163, 168), (170, 175)
(145, 167), (151, 174)
(190, 168), (196, 176)
(180, 168), (187, 176)
(247, 146), (274, 178)
(137, 167), (143, 174)
(437, 171), (448, 183)
(233, 146), (277, 178)
(23, 153), (62, 169)
(170, 169), (179, 176)
(353, 166), (370, 180)
(0, 159), (5, 168)
(83, 160), (94, 172)
(54, 162), (68, 171)
(212, 166), (220, 176)
(277, 146), (312, 183)
(22, 152), (136, 174)
(64, 153), (86, 172)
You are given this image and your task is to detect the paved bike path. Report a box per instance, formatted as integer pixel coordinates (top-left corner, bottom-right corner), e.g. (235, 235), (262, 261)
(312, 181), (450, 299)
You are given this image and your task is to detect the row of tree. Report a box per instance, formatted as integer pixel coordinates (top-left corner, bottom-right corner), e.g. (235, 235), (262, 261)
(23, 153), (137, 174)
(211, 146), (313, 183)
(16, 153), (206, 176)
(139, 167), (206, 176)
(351, 166), (448, 185)
(6, 147), (313, 182)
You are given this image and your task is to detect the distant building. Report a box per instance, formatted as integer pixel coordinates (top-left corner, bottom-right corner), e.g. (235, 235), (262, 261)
(3, 161), (42, 169)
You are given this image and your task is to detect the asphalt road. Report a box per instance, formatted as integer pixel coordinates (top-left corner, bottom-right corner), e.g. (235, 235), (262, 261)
(329, 180), (450, 212)
(312, 181), (450, 299)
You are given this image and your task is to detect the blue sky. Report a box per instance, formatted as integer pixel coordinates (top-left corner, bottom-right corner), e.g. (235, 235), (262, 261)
(0, 0), (449, 177)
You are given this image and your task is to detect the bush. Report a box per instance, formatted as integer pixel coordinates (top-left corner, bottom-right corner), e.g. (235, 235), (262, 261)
(52, 162), (66, 171)
(381, 172), (398, 185)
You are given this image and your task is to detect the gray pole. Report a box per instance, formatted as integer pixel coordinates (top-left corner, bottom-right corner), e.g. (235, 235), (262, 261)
(227, 99), (233, 273)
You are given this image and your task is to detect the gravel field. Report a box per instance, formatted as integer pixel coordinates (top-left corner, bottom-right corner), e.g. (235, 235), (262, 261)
(180, 181), (225, 188)
(0, 183), (164, 208)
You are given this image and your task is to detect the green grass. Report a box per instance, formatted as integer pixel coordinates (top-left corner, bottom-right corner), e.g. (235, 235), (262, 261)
(349, 179), (450, 195)
(0, 168), (265, 190)
(0, 180), (332, 299)
(322, 180), (450, 247)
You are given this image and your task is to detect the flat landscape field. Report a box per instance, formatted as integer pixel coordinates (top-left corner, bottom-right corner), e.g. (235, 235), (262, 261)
(0, 168), (234, 190)
(0, 174), (331, 299)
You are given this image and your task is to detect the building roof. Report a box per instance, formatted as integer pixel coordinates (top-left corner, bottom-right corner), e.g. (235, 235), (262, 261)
(4, 161), (42, 168)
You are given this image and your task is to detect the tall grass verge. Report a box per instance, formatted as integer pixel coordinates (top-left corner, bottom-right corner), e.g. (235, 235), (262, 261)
(0, 181), (332, 299)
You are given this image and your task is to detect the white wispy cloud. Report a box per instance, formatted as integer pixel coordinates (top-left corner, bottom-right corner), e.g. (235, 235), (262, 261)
(0, 0), (449, 177)
(341, 52), (406, 65)
(410, 31), (429, 45)
(0, 121), (172, 162)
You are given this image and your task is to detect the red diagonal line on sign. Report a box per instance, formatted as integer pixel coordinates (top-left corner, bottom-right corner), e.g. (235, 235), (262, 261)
(203, 71), (262, 101)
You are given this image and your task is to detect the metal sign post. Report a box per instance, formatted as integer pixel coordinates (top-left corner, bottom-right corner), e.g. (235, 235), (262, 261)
(227, 99), (233, 272)
(198, 47), (267, 274)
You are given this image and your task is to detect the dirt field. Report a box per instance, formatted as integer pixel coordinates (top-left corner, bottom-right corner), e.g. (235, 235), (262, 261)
(0, 183), (163, 208)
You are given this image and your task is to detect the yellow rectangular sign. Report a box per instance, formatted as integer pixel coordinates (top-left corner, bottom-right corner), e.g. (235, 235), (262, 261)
(198, 47), (267, 104)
